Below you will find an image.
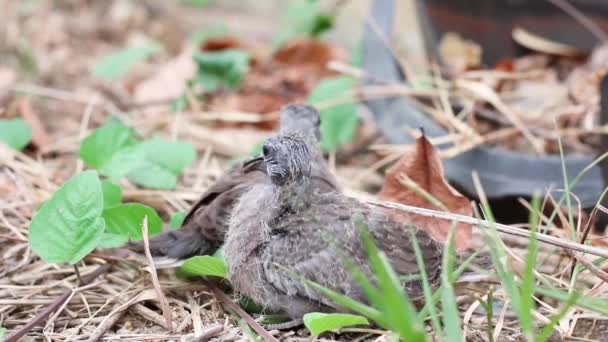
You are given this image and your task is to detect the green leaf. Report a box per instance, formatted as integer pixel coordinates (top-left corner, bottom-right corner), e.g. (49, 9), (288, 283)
(181, 0), (210, 6)
(194, 49), (250, 92)
(79, 118), (138, 170)
(536, 287), (608, 316)
(98, 232), (128, 248)
(305, 279), (383, 324)
(520, 193), (541, 338)
(29, 170), (105, 264)
(101, 180), (122, 209)
(92, 43), (162, 79)
(303, 312), (369, 336)
(308, 76), (358, 151)
(99, 144), (147, 180)
(102, 203), (163, 242)
(536, 292), (579, 342)
(127, 161), (177, 190)
(410, 230), (442, 338)
(179, 255), (228, 278)
(0, 326), (6, 342)
(139, 137), (196, 174)
(273, 0), (334, 47)
(126, 138), (195, 189)
(441, 227), (464, 342)
(169, 211), (186, 229)
(0, 118), (32, 150)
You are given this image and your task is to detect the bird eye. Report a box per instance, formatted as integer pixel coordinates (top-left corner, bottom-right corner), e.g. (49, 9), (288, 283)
(262, 145), (270, 157)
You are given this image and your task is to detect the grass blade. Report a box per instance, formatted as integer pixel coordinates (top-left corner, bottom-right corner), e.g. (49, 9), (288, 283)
(441, 225), (464, 342)
(410, 229), (443, 338)
(520, 193), (541, 338)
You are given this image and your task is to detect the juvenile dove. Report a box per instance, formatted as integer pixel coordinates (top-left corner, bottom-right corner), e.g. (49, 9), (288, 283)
(140, 104), (339, 259)
(225, 133), (443, 324)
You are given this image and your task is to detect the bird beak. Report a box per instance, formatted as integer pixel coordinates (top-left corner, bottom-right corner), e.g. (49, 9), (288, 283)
(243, 156), (266, 174)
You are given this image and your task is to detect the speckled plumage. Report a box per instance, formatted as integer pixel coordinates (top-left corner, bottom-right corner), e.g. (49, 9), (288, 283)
(140, 104), (338, 259)
(225, 134), (443, 319)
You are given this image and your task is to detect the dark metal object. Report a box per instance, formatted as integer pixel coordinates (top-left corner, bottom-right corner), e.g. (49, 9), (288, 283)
(362, 0), (607, 207)
(420, 0), (608, 65)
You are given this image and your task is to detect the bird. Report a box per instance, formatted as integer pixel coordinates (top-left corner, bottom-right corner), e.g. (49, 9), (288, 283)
(225, 133), (443, 327)
(138, 104), (339, 260)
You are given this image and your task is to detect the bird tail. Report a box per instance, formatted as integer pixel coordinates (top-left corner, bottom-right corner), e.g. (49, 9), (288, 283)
(128, 228), (215, 263)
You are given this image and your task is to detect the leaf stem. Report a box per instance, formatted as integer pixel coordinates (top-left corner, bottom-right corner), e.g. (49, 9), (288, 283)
(73, 264), (83, 285)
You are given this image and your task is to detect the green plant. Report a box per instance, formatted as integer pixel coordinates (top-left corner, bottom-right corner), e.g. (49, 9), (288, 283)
(29, 170), (164, 263)
(303, 312), (369, 336)
(308, 76), (358, 151)
(126, 137), (196, 190)
(0, 118), (32, 150)
(304, 217), (427, 341)
(169, 212), (186, 229)
(100, 203), (163, 248)
(273, 0), (335, 48)
(473, 175), (595, 341)
(179, 255), (228, 278)
(439, 228), (464, 342)
(79, 118), (141, 179)
(92, 43), (162, 79)
(80, 118), (195, 189)
(193, 49), (250, 92)
(101, 180), (122, 209)
(29, 171), (105, 264)
(179, 247), (228, 278)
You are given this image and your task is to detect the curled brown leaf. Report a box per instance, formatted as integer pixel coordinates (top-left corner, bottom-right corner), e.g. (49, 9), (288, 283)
(377, 134), (473, 251)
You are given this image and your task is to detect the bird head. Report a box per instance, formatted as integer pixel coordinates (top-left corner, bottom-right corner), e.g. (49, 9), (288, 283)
(279, 104), (322, 142)
(261, 133), (312, 186)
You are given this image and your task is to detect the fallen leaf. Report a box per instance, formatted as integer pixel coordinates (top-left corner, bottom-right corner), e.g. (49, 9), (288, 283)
(17, 98), (50, 151)
(272, 38), (347, 74)
(512, 27), (583, 57)
(438, 32), (481, 73)
(377, 134), (473, 251)
(133, 45), (197, 107)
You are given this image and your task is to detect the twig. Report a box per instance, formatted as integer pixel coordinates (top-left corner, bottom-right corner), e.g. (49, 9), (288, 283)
(365, 199), (608, 258)
(85, 303), (127, 342)
(142, 215), (174, 332)
(565, 250), (608, 283)
(190, 324), (224, 342)
(5, 263), (112, 342)
(205, 282), (279, 342)
(73, 264), (83, 285)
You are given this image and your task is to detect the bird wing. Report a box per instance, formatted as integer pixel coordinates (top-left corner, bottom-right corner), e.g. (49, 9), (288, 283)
(262, 193), (443, 307)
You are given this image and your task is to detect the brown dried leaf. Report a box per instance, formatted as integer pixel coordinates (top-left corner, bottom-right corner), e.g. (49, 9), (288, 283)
(438, 32), (481, 73)
(133, 45), (197, 106)
(377, 134), (473, 251)
(272, 38), (347, 73)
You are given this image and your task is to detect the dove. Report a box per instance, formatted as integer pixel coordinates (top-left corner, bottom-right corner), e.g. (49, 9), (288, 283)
(225, 133), (443, 327)
(138, 104), (339, 260)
